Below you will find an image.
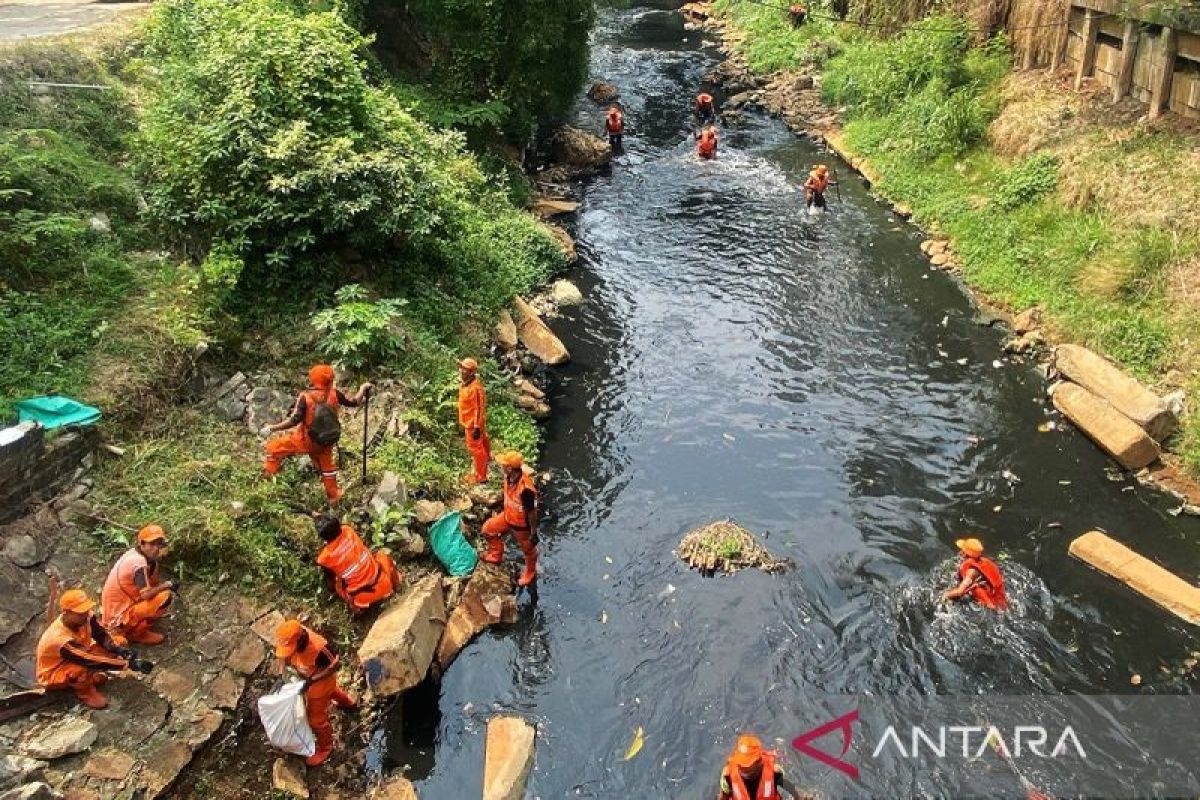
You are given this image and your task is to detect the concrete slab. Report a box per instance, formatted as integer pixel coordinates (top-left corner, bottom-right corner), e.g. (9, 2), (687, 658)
(1070, 531), (1200, 625)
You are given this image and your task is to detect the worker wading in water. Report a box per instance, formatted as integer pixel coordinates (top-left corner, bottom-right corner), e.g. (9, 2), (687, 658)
(458, 358), (491, 485)
(481, 451), (541, 586)
(101, 524), (176, 646)
(314, 513), (401, 614)
(803, 164), (833, 211)
(695, 92), (717, 125)
(697, 125), (719, 160)
(788, 2), (807, 27)
(718, 735), (802, 800)
(275, 619), (358, 767)
(37, 589), (153, 710)
(605, 105), (625, 149)
(263, 364), (372, 504)
(942, 537), (1008, 610)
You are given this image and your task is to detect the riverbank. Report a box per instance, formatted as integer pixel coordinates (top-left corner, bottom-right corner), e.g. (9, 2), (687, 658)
(687, 1), (1200, 485)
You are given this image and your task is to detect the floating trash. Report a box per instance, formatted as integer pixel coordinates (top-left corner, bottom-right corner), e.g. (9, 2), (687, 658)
(676, 520), (789, 575)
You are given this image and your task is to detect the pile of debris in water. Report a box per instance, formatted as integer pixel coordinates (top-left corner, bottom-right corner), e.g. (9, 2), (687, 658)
(676, 520), (789, 575)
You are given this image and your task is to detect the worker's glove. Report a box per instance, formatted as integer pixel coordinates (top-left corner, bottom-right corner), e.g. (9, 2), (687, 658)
(129, 657), (154, 674)
(471, 428), (482, 441)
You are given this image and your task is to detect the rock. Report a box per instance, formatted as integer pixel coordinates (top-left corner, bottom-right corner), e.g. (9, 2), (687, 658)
(436, 563), (517, 669)
(919, 239), (935, 254)
(726, 90), (760, 109)
(359, 574), (446, 698)
(412, 500), (446, 525)
(1164, 389), (1185, 418)
(251, 609), (285, 644)
(927, 240), (949, 257)
(1012, 307), (1041, 334)
(539, 222), (576, 263)
(209, 372), (248, 402)
(1004, 330), (1044, 355)
(515, 379), (545, 400)
(530, 198), (579, 218)
(512, 297), (570, 366)
(371, 472), (407, 518)
(930, 252), (950, 267)
(89, 212), (110, 233)
(515, 394), (551, 420)
(392, 530), (428, 559)
(20, 717), (97, 760)
(1051, 382), (1159, 470)
(1054, 344), (1177, 441)
(586, 81), (619, 103)
(494, 310), (519, 352)
(483, 716), (536, 800)
(81, 749), (135, 781)
(216, 396), (246, 422)
(3, 535), (42, 568)
(1070, 531), (1200, 625)
(0, 784), (62, 800)
(468, 485), (502, 508)
(245, 387), (289, 434)
(549, 279), (583, 308)
(549, 125), (611, 168)
(272, 757), (309, 799)
(225, 634), (265, 675)
(0, 756), (46, 791)
(207, 669), (243, 710)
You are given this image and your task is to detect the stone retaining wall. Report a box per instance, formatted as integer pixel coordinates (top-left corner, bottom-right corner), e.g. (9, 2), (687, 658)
(0, 423), (98, 526)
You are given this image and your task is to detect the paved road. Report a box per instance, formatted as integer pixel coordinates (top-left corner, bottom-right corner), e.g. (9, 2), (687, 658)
(0, 0), (148, 42)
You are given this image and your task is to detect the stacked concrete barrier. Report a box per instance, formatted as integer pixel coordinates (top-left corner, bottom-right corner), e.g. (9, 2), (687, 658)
(0, 422), (98, 525)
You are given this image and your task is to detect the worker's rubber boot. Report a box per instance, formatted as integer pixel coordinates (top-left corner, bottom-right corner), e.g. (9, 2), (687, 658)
(73, 679), (109, 710)
(517, 547), (538, 587)
(481, 535), (504, 565)
(306, 724), (335, 767)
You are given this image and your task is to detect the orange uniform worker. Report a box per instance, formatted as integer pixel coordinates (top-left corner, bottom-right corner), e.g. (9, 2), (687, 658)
(718, 735), (801, 800)
(263, 364), (372, 503)
(942, 537), (1008, 610)
(37, 589), (152, 709)
(803, 165), (831, 210)
(695, 92), (717, 124)
(605, 105), (625, 148)
(788, 2), (808, 27)
(101, 524), (176, 646)
(481, 451), (540, 586)
(314, 513), (400, 613)
(697, 125), (719, 160)
(458, 358), (491, 485)
(275, 620), (358, 767)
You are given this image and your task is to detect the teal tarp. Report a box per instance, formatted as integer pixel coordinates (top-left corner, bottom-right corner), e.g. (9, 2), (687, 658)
(15, 396), (101, 430)
(428, 510), (478, 577)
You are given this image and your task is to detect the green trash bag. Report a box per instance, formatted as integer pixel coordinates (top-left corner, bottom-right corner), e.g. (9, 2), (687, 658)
(428, 511), (478, 577)
(15, 395), (101, 430)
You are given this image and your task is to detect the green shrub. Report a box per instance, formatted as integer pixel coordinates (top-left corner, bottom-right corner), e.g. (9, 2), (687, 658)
(312, 284), (407, 369)
(992, 153), (1059, 210)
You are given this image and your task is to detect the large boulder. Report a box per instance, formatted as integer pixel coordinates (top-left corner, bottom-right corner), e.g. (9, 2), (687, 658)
(549, 125), (611, 168)
(586, 81), (619, 103)
(19, 716), (97, 760)
(549, 280), (583, 308)
(538, 222), (577, 264)
(1070, 531), (1200, 625)
(1054, 344), (1177, 441)
(530, 198), (579, 218)
(1051, 382), (1159, 470)
(483, 716), (536, 800)
(435, 563), (517, 669)
(371, 471), (407, 518)
(359, 575), (446, 698)
(494, 311), (519, 352)
(371, 777), (419, 799)
(512, 297), (570, 366)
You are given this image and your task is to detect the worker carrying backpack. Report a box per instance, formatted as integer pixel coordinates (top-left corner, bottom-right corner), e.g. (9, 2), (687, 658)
(306, 390), (342, 447)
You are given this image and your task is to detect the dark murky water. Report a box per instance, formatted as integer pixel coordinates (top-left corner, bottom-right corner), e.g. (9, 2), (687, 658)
(385, 5), (1200, 796)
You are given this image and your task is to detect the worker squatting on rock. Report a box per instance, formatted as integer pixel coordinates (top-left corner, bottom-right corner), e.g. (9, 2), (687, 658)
(458, 357), (491, 485)
(263, 363), (373, 504)
(803, 165), (833, 211)
(101, 524), (176, 646)
(942, 537), (1008, 610)
(605, 104), (625, 149)
(275, 619), (359, 767)
(36, 589), (154, 710)
(481, 451), (541, 586)
(313, 512), (401, 614)
(718, 734), (802, 800)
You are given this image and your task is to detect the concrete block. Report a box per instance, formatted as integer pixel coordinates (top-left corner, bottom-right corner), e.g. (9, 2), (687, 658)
(483, 716), (536, 800)
(359, 575), (445, 698)
(1054, 344), (1176, 440)
(435, 563), (516, 670)
(512, 297), (570, 366)
(1070, 531), (1200, 625)
(1051, 382), (1159, 470)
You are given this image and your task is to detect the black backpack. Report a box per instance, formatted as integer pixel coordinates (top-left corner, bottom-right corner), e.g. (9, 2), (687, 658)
(307, 389), (342, 447)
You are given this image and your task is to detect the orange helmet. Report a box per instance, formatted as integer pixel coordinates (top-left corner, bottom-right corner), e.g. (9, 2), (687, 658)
(955, 537), (984, 557)
(459, 357), (479, 371)
(275, 619), (305, 658)
(494, 451), (524, 469)
(730, 735), (763, 768)
(59, 589), (96, 614)
(137, 524), (167, 545)
(815, 164), (828, 176)
(309, 364), (335, 389)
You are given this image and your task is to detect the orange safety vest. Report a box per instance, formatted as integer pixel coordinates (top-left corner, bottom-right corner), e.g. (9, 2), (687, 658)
(698, 131), (718, 158)
(458, 378), (486, 432)
(502, 471), (538, 529)
(960, 557), (1008, 610)
(286, 627), (334, 679)
(36, 616), (92, 686)
(101, 548), (160, 627)
(316, 525), (381, 596)
(725, 752), (778, 800)
(606, 111), (625, 134)
(805, 173), (829, 193)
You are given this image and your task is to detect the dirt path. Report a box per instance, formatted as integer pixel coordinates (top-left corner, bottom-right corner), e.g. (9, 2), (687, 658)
(0, 0), (148, 42)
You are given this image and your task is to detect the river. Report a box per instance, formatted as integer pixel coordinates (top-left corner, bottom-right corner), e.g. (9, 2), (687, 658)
(385, 3), (1200, 797)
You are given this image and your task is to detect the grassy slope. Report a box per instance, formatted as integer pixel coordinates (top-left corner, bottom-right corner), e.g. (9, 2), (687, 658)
(712, 2), (1200, 472)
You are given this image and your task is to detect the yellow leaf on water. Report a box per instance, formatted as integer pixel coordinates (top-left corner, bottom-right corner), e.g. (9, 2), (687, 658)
(624, 726), (644, 760)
